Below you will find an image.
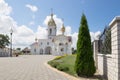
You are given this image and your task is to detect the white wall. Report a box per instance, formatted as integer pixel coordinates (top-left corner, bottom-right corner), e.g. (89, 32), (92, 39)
(93, 17), (120, 80)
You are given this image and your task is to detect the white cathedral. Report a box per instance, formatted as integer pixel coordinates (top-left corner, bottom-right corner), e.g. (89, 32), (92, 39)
(30, 13), (72, 55)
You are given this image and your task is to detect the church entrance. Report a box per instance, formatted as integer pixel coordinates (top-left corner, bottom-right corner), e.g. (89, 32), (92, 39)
(45, 47), (51, 54)
(40, 49), (43, 54)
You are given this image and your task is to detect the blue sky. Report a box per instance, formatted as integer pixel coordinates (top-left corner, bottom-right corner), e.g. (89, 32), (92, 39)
(0, 0), (120, 49)
(6, 0), (120, 33)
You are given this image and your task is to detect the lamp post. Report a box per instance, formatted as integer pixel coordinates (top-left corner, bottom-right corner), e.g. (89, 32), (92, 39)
(0, 37), (2, 48)
(10, 28), (13, 57)
(35, 38), (38, 55)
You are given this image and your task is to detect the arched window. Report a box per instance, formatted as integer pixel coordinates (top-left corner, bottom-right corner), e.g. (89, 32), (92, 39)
(61, 48), (64, 52)
(68, 37), (72, 42)
(66, 43), (68, 45)
(47, 42), (49, 45)
(40, 49), (43, 54)
(34, 49), (36, 52)
(41, 42), (42, 45)
(45, 47), (51, 54)
(50, 28), (52, 35)
(59, 43), (63, 46)
(52, 39), (54, 42)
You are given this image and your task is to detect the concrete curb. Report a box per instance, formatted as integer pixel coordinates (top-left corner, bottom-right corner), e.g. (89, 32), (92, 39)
(44, 62), (81, 80)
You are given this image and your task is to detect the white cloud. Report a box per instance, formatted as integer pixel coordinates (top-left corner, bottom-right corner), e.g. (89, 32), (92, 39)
(0, 0), (12, 15)
(0, 16), (35, 49)
(94, 31), (101, 40)
(0, 15), (17, 34)
(16, 25), (34, 37)
(90, 31), (101, 42)
(71, 32), (78, 49)
(71, 31), (101, 49)
(0, 0), (35, 49)
(13, 25), (35, 49)
(36, 26), (48, 39)
(26, 4), (38, 12)
(65, 26), (71, 36)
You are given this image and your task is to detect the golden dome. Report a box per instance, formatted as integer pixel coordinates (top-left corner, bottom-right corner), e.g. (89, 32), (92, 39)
(61, 24), (65, 35)
(48, 14), (56, 27)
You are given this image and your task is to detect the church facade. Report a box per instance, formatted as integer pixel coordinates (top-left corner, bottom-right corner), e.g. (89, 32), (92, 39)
(30, 13), (72, 55)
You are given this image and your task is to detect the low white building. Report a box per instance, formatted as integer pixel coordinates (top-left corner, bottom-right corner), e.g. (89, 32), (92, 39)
(30, 13), (72, 55)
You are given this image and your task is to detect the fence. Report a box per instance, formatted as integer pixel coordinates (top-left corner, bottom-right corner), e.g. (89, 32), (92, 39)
(93, 16), (120, 80)
(0, 48), (10, 57)
(98, 26), (111, 54)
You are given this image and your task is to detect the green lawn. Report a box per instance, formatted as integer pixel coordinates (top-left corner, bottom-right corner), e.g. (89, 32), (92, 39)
(48, 54), (77, 77)
(48, 54), (103, 80)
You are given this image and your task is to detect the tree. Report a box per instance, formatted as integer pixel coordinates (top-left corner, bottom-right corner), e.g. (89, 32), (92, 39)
(16, 48), (21, 51)
(75, 14), (96, 77)
(72, 47), (77, 54)
(0, 34), (10, 48)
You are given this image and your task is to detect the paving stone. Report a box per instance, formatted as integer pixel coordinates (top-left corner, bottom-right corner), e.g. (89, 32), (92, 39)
(0, 55), (71, 80)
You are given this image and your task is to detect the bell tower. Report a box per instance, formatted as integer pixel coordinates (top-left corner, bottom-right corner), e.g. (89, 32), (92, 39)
(61, 23), (65, 35)
(47, 11), (56, 39)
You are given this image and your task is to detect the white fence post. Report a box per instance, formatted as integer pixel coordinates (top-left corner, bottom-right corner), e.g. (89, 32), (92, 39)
(93, 40), (99, 69)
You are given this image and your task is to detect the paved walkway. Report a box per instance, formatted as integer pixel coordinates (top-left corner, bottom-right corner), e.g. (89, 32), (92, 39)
(0, 55), (73, 80)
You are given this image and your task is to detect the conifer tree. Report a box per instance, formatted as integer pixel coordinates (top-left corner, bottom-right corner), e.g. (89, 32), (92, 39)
(75, 14), (96, 77)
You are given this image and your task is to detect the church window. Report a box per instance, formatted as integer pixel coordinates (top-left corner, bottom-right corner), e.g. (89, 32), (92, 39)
(34, 49), (36, 52)
(50, 29), (52, 35)
(54, 28), (56, 31)
(66, 43), (68, 45)
(61, 48), (64, 52)
(47, 42), (49, 45)
(59, 43), (63, 46)
(68, 37), (71, 42)
(41, 42), (42, 45)
(52, 39), (54, 42)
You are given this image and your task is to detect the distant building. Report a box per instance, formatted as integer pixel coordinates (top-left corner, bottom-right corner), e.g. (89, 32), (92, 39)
(30, 13), (72, 55)
(22, 47), (30, 55)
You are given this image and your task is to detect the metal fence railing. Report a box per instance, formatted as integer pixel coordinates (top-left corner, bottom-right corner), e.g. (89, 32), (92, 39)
(98, 26), (111, 54)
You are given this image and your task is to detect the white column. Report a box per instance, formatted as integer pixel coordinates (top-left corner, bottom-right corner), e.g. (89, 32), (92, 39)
(93, 40), (99, 69)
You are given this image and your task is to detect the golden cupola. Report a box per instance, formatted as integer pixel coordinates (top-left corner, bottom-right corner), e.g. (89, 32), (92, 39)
(48, 13), (56, 27)
(61, 23), (65, 35)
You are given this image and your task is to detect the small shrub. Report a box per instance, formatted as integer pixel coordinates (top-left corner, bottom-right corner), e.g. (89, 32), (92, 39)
(54, 56), (64, 60)
(54, 54), (68, 60)
(63, 54), (68, 56)
(18, 52), (23, 55)
(48, 61), (59, 68)
(72, 50), (77, 54)
(57, 65), (69, 71)
(55, 60), (63, 63)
